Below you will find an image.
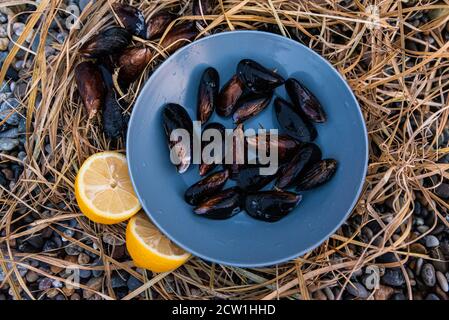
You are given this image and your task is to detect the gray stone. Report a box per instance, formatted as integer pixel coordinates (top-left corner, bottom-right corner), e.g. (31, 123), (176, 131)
(425, 293), (440, 300)
(127, 276), (142, 291)
(425, 235), (440, 248)
(0, 13), (7, 24)
(0, 138), (19, 151)
(111, 275), (127, 288)
(346, 282), (369, 299)
(436, 271), (448, 292)
(0, 128), (18, 138)
(12, 22), (25, 37)
(417, 225), (430, 234)
(382, 269), (405, 287)
(0, 98), (20, 125)
(421, 263), (436, 287)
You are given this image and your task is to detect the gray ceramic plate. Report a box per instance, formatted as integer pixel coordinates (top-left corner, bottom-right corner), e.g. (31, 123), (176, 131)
(127, 31), (368, 267)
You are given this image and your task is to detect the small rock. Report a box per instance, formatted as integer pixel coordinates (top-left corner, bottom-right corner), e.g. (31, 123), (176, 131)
(83, 277), (103, 299)
(103, 233), (125, 246)
(425, 235), (440, 248)
(64, 244), (81, 256)
(0, 138), (19, 151)
(417, 225), (430, 234)
(26, 271), (39, 283)
(435, 183), (449, 199)
(12, 22), (25, 37)
(374, 285), (394, 300)
(38, 277), (52, 291)
(0, 37), (8, 51)
(346, 282), (369, 299)
(416, 258), (424, 275)
(437, 271), (449, 292)
(43, 240), (58, 252)
(410, 243), (427, 254)
(390, 292), (406, 300)
(46, 288), (59, 298)
(77, 252), (90, 265)
(323, 287), (335, 300)
(421, 263), (436, 287)
(0, 13), (7, 24)
(0, 128), (18, 139)
(425, 293), (440, 300)
(62, 286), (74, 296)
(0, 98), (19, 125)
(52, 279), (63, 288)
(382, 269), (405, 287)
(127, 276), (142, 291)
(1, 168), (13, 180)
(111, 274), (127, 288)
(79, 269), (92, 279)
(71, 292), (81, 300)
(50, 265), (64, 274)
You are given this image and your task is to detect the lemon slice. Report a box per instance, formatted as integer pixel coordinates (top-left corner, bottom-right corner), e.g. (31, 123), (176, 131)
(126, 213), (190, 272)
(75, 152), (141, 224)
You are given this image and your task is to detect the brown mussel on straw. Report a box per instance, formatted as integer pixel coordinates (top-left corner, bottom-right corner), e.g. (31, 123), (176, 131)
(147, 11), (177, 40)
(116, 46), (152, 86)
(216, 74), (246, 117)
(112, 2), (146, 38)
(161, 103), (193, 173)
(285, 78), (326, 123)
(194, 187), (242, 219)
(197, 67), (219, 124)
(295, 159), (338, 191)
(244, 191), (302, 222)
(79, 27), (131, 58)
(185, 169), (229, 205)
(160, 22), (199, 54)
(199, 122), (226, 176)
(275, 143), (322, 189)
(74, 61), (105, 119)
(274, 97), (317, 142)
(232, 94), (272, 124)
(237, 59), (284, 94)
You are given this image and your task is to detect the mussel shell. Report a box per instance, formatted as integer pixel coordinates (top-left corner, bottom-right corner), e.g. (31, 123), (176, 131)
(199, 122), (225, 176)
(244, 191), (302, 222)
(117, 46), (152, 86)
(160, 22), (199, 54)
(161, 103), (194, 173)
(103, 88), (126, 140)
(285, 78), (326, 123)
(74, 61), (105, 119)
(216, 74), (245, 117)
(225, 123), (248, 178)
(194, 187), (242, 219)
(231, 164), (278, 191)
(237, 59), (284, 94)
(246, 133), (301, 164)
(274, 97), (317, 142)
(295, 159), (337, 191)
(80, 27), (131, 58)
(275, 143), (322, 189)
(232, 94), (272, 124)
(147, 11), (177, 40)
(192, 0), (216, 27)
(185, 169), (229, 205)
(112, 3), (146, 38)
(197, 67), (219, 124)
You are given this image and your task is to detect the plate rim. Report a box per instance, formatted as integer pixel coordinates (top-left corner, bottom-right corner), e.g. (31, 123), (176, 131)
(126, 30), (369, 267)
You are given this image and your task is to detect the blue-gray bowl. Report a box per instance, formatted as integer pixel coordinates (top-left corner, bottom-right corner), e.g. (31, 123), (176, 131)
(127, 31), (368, 267)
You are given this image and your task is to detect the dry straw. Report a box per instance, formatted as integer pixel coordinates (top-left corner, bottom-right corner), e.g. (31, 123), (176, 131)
(0, 0), (448, 300)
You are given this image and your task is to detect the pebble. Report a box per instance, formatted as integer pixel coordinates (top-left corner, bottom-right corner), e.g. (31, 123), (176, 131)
(103, 233), (125, 246)
(26, 270), (39, 283)
(46, 288), (59, 298)
(71, 293), (81, 300)
(79, 269), (92, 279)
(77, 252), (90, 265)
(127, 276), (142, 292)
(0, 138), (19, 151)
(0, 37), (8, 51)
(391, 292), (406, 300)
(323, 286), (335, 300)
(312, 289), (327, 300)
(374, 285), (394, 300)
(0, 13), (7, 24)
(0, 128), (18, 139)
(346, 282), (369, 299)
(436, 271), (449, 292)
(421, 263), (436, 287)
(382, 269), (405, 287)
(435, 183), (449, 199)
(64, 244), (81, 256)
(425, 293), (440, 300)
(12, 22), (25, 37)
(1, 168), (13, 180)
(425, 235), (440, 248)
(83, 277), (103, 299)
(416, 258), (424, 274)
(38, 277), (52, 291)
(111, 274), (127, 288)
(417, 225), (430, 234)
(0, 98), (20, 125)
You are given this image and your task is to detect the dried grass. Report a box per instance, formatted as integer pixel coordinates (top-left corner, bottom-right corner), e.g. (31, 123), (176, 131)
(0, 0), (448, 300)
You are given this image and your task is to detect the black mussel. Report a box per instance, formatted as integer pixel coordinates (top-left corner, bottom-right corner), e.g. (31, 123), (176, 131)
(216, 74), (246, 117)
(246, 133), (301, 164)
(112, 3), (146, 38)
(192, 0), (217, 28)
(225, 123), (248, 178)
(103, 88), (126, 139)
(80, 27), (131, 58)
(237, 59), (284, 94)
(160, 22), (199, 54)
(194, 187), (242, 219)
(74, 61), (105, 119)
(231, 164), (278, 191)
(147, 11), (177, 40)
(185, 169), (229, 205)
(274, 97), (317, 142)
(117, 46), (152, 86)
(199, 122), (225, 176)
(232, 94), (272, 124)
(197, 67), (219, 124)
(275, 143), (322, 189)
(285, 78), (326, 123)
(162, 103), (194, 173)
(244, 191), (302, 222)
(295, 159), (337, 191)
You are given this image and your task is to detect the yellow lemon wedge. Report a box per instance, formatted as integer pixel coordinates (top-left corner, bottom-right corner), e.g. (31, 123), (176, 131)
(75, 152), (141, 224)
(126, 213), (190, 272)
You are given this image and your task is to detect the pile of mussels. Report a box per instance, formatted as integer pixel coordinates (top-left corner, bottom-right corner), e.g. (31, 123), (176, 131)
(162, 59), (338, 222)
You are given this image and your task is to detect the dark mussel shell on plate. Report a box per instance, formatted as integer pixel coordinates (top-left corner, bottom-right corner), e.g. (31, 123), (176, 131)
(225, 123), (248, 178)
(285, 78), (326, 123)
(116, 46), (152, 86)
(160, 22), (199, 54)
(197, 67), (219, 124)
(232, 93), (272, 124)
(231, 164), (278, 192)
(194, 187), (243, 219)
(237, 59), (284, 94)
(199, 122), (226, 176)
(147, 11), (177, 40)
(112, 2), (146, 38)
(216, 74), (246, 117)
(161, 103), (194, 173)
(246, 133), (301, 164)
(185, 169), (229, 205)
(275, 143), (322, 189)
(274, 97), (317, 142)
(80, 27), (131, 58)
(244, 191), (302, 222)
(74, 61), (105, 119)
(295, 159), (337, 191)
